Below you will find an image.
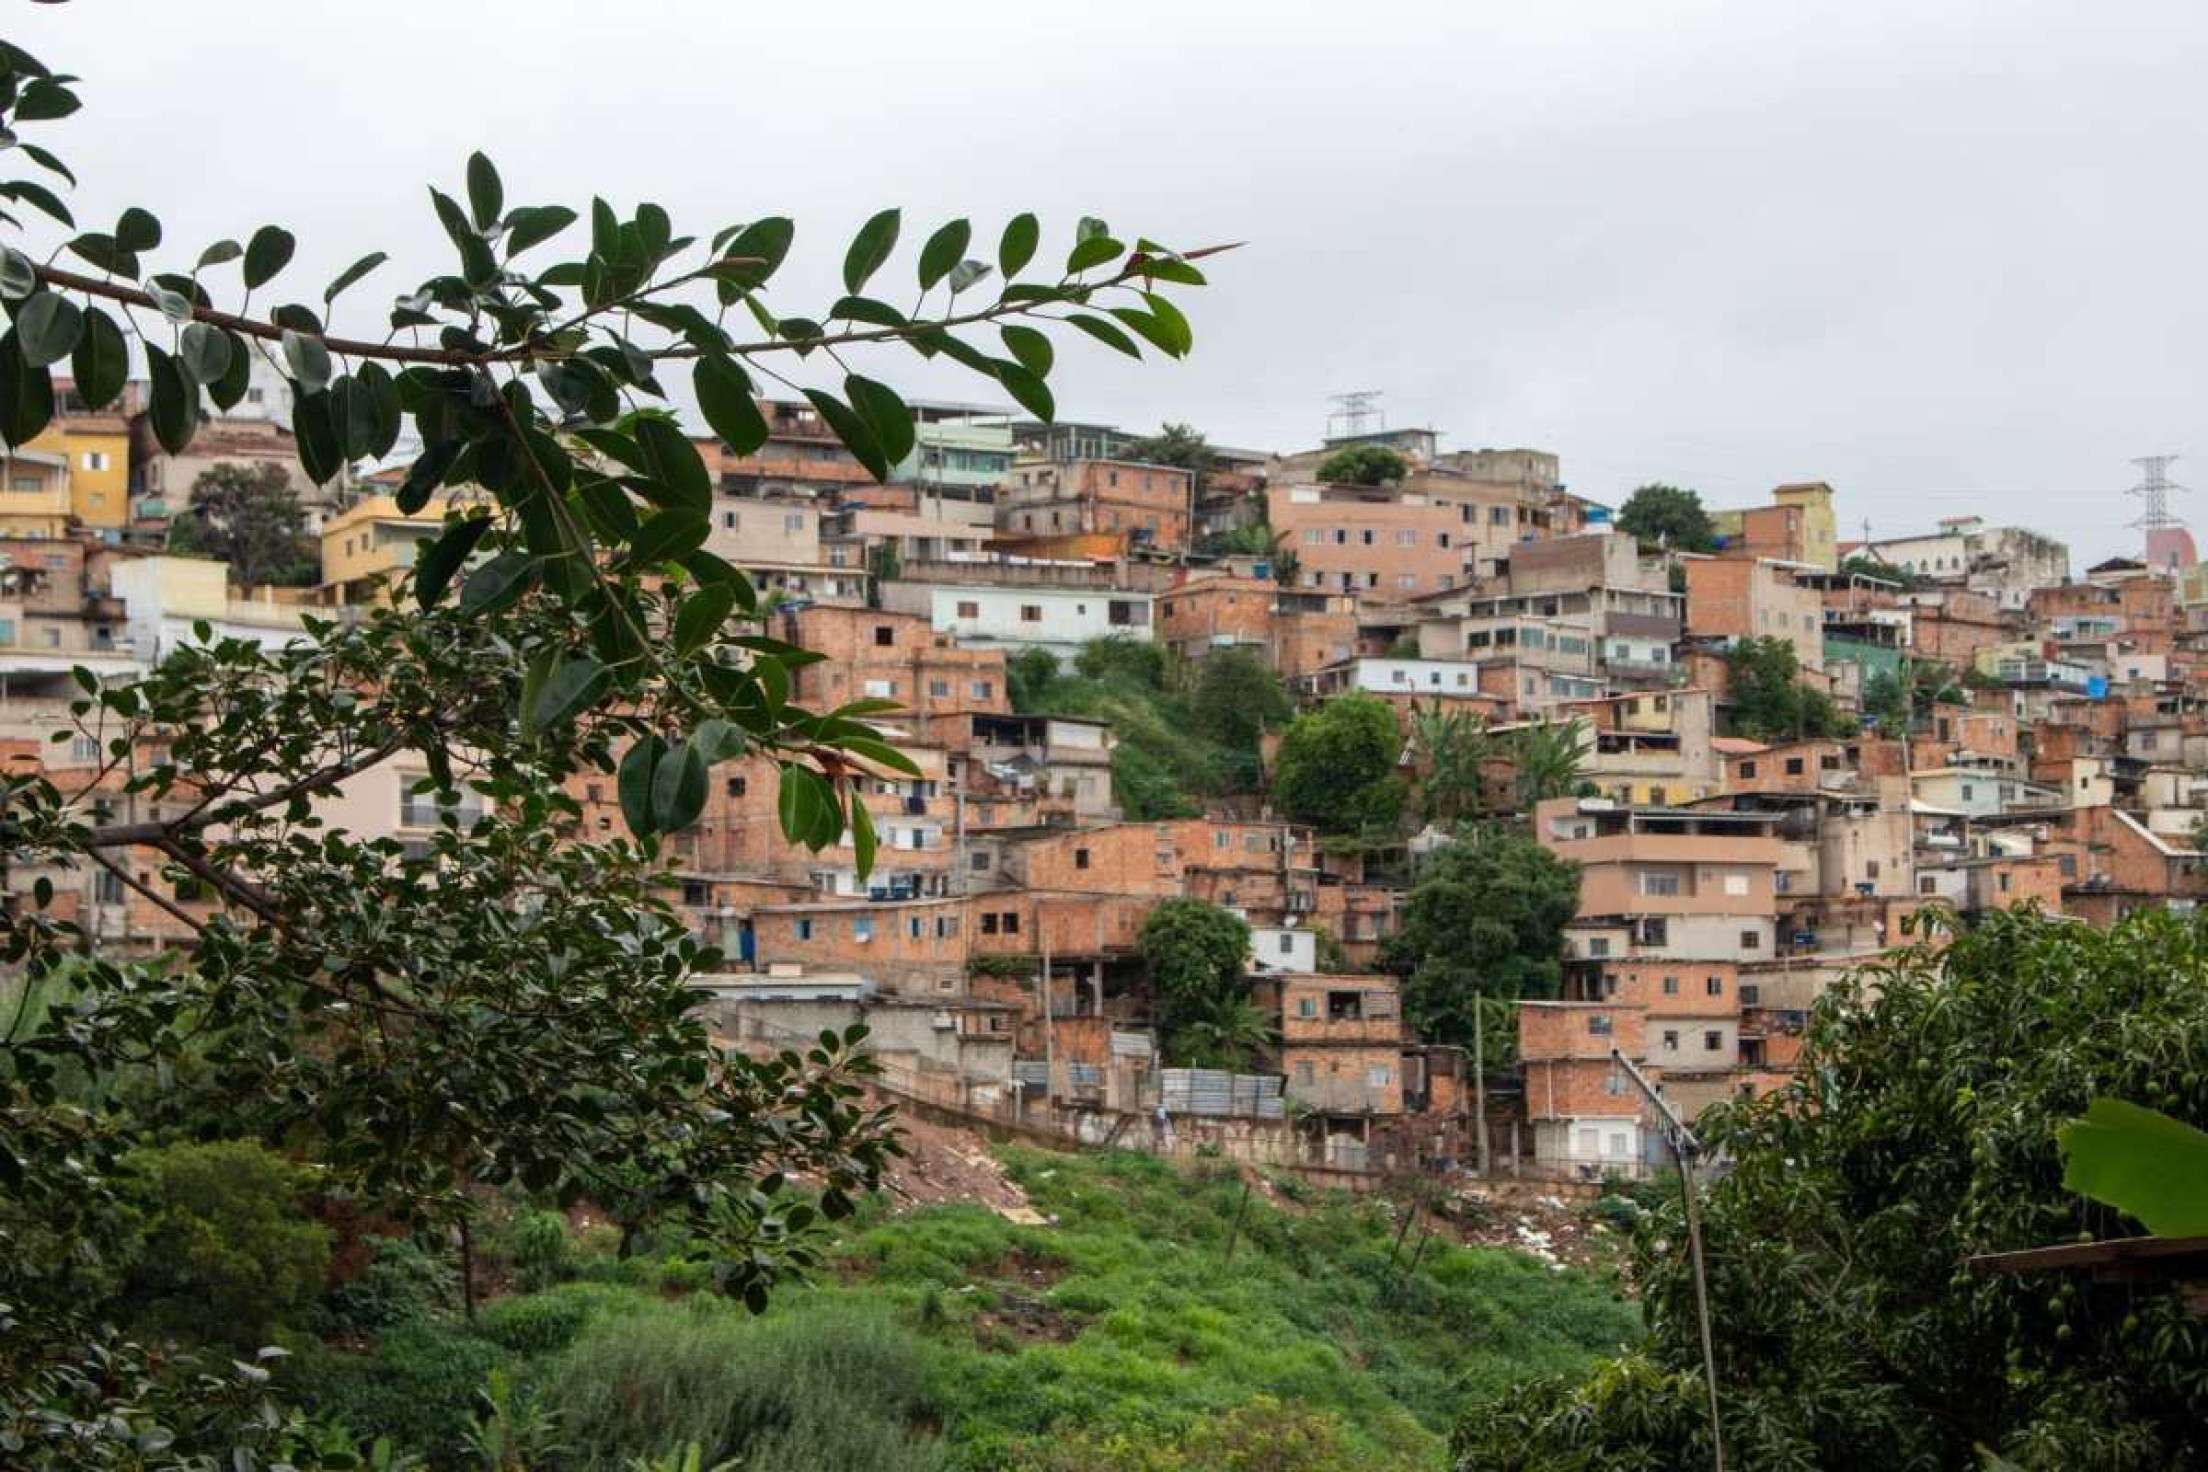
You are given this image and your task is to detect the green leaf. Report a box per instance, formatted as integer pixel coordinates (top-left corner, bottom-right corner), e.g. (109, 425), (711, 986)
(618, 736), (664, 837)
(177, 321), (232, 386)
(694, 354), (769, 456)
(1109, 305), (1188, 360)
(0, 330), (55, 447)
(0, 247), (35, 301)
(999, 212), (1039, 278)
(693, 716), (747, 763)
(14, 78), (78, 122)
(651, 739), (708, 832)
(281, 329), (332, 394)
(207, 329), (250, 412)
(398, 440), (463, 514)
(946, 259), (991, 294)
(674, 583), (738, 655)
(842, 207), (900, 295)
(625, 507), (711, 566)
(465, 151), (504, 231)
(292, 391), (341, 485)
(20, 144), (75, 187)
(993, 359), (1055, 423)
(633, 416), (712, 511)
(524, 657), (610, 735)
(114, 206), (160, 252)
(324, 251), (387, 304)
(14, 292), (80, 367)
(777, 763), (842, 847)
(504, 205), (578, 257)
(1064, 312), (1142, 359)
(1066, 235), (1121, 273)
(243, 225), (295, 291)
(1140, 291), (1194, 355)
(356, 361), (402, 460)
(413, 515), (492, 610)
(917, 218), (970, 292)
(2058, 1097), (2208, 1237)
(459, 550), (536, 617)
(4, 179), (71, 228)
(844, 374), (915, 467)
(828, 295), (908, 328)
(713, 216), (795, 296)
(69, 306), (127, 408)
(1000, 325), (1054, 378)
(1076, 215), (1110, 243)
(196, 238), (243, 269)
(849, 794), (878, 880)
(144, 345), (195, 454)
(65, 232), (138, 278)
(802, 390), (888, 482)
(840, 734), (924, 778)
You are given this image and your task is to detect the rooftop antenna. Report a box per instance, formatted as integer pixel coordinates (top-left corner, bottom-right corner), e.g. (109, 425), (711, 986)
(1327, 390), (1385, 441)
(2126, 454), (2187, 541)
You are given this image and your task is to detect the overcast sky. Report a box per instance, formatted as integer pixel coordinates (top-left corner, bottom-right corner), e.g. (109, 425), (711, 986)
(14, 0), (2206, 565)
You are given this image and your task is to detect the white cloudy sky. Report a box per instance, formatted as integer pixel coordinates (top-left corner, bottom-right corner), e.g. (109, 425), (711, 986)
(13, 0), (2207, 564)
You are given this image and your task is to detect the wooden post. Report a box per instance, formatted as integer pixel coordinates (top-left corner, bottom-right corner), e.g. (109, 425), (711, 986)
(1386, 1198), (1416, 1269)
(1402, 1214), (1434, 1280)
(1223, 1179), (1253, 1264)
(1474, 1000), (1489, 1176)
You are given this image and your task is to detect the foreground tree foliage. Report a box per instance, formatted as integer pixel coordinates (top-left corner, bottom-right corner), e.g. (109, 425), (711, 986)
(1454, 906), (2208, 1472)
(0, 34), (1217, 1466)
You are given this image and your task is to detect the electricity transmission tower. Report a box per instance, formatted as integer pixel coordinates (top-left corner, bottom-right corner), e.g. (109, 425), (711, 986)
(2127, 454), (2187, 534)
(1327, 391), (1384, 441)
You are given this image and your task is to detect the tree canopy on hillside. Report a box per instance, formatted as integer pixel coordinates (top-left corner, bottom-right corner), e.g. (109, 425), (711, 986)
(1456, 906), (2208, 1470)
(1614, 483), (1718, 553)
(0, 32), (1221, 1463)
(1270, 695), (1406, 835)
(166, 462), (320, 586)
(1724, 636), (1851, 742)
(1316, 444), (1407, 486)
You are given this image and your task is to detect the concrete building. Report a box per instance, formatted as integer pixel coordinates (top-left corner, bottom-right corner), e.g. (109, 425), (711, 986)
(1712, 482), (1837, 571)
(1685, 557), (1825, 671)
(881, 581), (1155, 666)
(996, 458), (1193, 557)
(1267, 483), (1465, 601)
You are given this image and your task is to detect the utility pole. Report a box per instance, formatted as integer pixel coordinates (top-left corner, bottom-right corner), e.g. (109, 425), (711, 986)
(1472, 1001), (1489, 1175)
(1610, 1047), (1726, 1472)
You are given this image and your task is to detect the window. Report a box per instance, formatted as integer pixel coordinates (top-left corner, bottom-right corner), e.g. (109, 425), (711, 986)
(1723, 874), (1749, 896)
(83, 450), (109, 471)
(970, 851), (991, 870)
(1019, 604), (1042, 623)
(1637, 917), (1668, 946)
(726, 775), (746, 797)
(1960, 783), (1975, 801)
(971, 680), (992, 699)
(1998, 871), (2011, 893)
(1395, 529), (1416, 546)
(1704, 1029), (1723, 1051)
(1706, 974), (1724, 996)
(1298, 997), (1316, 1018)
(1278, 933), (1295, 953)
(69, 734), (99, 762)
(1366, 1065), (1391, 1087)
(94, 868), (125, 905)
(1001, 911), (1020, 934)
(1294, 1061), (1315, 1085)
(908, 916), (923, 939)
(795, 918), (815, 940)
(1074, 847), (1090, 870)
(1640, 872), (1681, 896)
(1784, 757), (1804, 775)
(1662, 1029), (1680, 1050)
(980, 912), (999, 935)
(784, 512), (805, 532)
(723, 510), (740, 530)
(1740, 930), (1761, 950)
(1588, 937), (1610, 958)
(1662, 975), (1679, 995)
(956, 600), (980, 618)
(1303, 528), (1321, 544)
(937, 915), (959, 938)
(1587, 1014), (1614, 1036)
(929, 679), (950, 697)
(682, 880), (709, 906)
(874, 625), (895, 647)
(852, 916), (874, 941)
(1360, 529), (1375, 545)
(1920, 874), (1938, 895)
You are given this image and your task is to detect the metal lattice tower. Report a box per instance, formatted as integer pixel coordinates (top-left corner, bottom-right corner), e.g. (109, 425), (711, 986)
(2126, 454), (2187, 531)
(1327, 390), (1384, 440)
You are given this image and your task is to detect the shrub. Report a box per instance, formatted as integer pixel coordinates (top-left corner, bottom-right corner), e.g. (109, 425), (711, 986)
(294, 1319), (509, 1457)
(474, 1291), (593, 1354)
(545, 1298), (945, 1470)
(511, 1209), (571, 1293)
(327, 1235), (459, 1331)
(119, 1140), (332, 1348)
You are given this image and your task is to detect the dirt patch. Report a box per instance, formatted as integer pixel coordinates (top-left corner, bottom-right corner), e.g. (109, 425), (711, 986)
(1429, 1185), (1629, 1275)
(986, 1244), (1069, 1289)
(973, 1291), (1082, 1348)
(878, 1100), (1034, 1219)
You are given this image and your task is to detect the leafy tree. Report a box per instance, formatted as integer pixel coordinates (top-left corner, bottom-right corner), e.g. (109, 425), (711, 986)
(1614, 483), (1717, 553)
(1128, 420), (1214, 495)
(167, 462), (320, 587)
(1172, 994), (1277, 1072)
(119, 1141), (332, 1348)
(1839, 552), (1918, 589)
(1137, 899), (1253, 1059)
(1188, 648), (1293, 791)
(1315, 444), (1407, 486)
(1860, 668), (1909, 733)
(1111, 740), (1202, 821)
(1509, 719), (1589, 807)
(1271, 696), (1406, 835)
(0, 32), (1217, 1463)
(1006, 646), (1062, 712)
(1724, 636), (1851, 742)
(1199, 520), (1279, 557)
(1409, 702), (1496, 826)
(1456, 906), (2208, 1471)
(1382, 827), (1579, 1062)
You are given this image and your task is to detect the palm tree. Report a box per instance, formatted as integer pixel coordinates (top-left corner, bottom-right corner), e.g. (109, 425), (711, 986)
(1408, 700), (1495, 825)
(1511, 718), (1589, 807)
(1174, 993), (1278, 1072)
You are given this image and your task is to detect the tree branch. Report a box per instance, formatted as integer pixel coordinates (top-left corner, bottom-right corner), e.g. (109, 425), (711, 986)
(82, 846), (205, 937)
(83, 732), (411, 849)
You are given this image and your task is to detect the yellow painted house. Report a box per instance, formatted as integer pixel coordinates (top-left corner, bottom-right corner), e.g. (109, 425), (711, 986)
(0, 446), (74, 538)
(25, 413), (132, 532)
(317, 493), (452, 605)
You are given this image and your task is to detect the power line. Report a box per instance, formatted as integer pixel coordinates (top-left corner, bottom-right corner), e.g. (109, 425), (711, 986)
(2126, 454), (2187, 533)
